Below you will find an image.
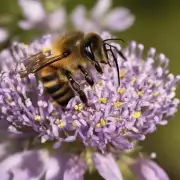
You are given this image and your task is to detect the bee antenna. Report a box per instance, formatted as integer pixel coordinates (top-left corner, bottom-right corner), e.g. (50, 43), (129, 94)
(104, 43), (120, 85)
(103, 38), (125, 43)
(110, 49), (120, 85)
(108, 44), (127, 61)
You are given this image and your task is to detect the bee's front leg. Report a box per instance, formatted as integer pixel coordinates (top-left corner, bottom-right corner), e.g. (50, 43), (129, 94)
(66, 71), (88, 105)
(78, 65), (94, 86)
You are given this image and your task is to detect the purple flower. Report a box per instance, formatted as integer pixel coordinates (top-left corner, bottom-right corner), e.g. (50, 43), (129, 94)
(71, 0), (135, 33)
(0, 31), (178, 179)
(130, 158), (169, 180)
(0, 149), (87, 180)
(0, 148), (170, 180)
(18, 0), (66, 32)
(17, 0), (134, 34)
(0, 32), (179, 151)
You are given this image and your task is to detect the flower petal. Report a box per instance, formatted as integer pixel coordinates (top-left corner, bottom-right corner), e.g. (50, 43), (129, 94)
(91, 0), (112, 20)
(131, 158), (169, 180)
(45, 153), (67, 180)
(104, 7), (135, 31)
(63, 156), (86, 180)
(18, 20), (35, 30)
(92, 153), (123, 180)
(47, 8), (66, 31)
(18, 0), (46, 23)
(0, 28), (8, 43)
(46, 154), (86, 180)
(70, 5), (86, 30)
(0, 150), (48, 180)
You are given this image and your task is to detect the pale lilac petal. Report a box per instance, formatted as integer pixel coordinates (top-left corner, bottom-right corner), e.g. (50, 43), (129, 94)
(46, 154), (86, 180)
(63, 156), (86, 180)
(71, 6), (97, 32)
(0, 132), (24, 162)
(0, 28), (8, 43)
(18, 20), (35, 30)
(0, 143), (8, 160)
(46, 153), (69, 180)
(47, 8), (66, 31)
(18, 0), (46, 23)
(91, 0), (112, 20)
(0, 141), (18, 162)
(71, 5), (86, 30)
(131, 158), (169, 180)
(105, 7), (135, 31)
(0, 150), (48, 180)
(92, 153), (123, 180)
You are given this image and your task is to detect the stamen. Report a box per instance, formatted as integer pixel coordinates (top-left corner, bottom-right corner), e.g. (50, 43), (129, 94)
(96, 123), (101, 127)
(100, 119), (106, 126)
(116, 116), (120, 121)
(97, 81), (103, 87)
(96, 118), (106, 127)
(24, 44), (29, 48)
(121, 128), (127, 134)
(74, 104), (83, 111)
(171, 87), (176, 91)
(57, 120), (64, 128)
(132, 111), (141, 119)
(114, 101), (124, 108)
(9, 88), (15, 91)
(118, 88), (126, 94)
(34, 115), (41, 121)
(72, 121), (77, 127)
(131, 77), (136, 84)
(152, 92), (159, 97)
(55, 119), (60, 123)
(28, 84), (33, 88)
(137, 91), (144, 96)
(5, 98), (12, 104)
(120, 69), (127, 78)
(99, 97), (108, 104)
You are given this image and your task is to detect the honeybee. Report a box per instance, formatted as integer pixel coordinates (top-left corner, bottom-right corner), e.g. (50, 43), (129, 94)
(18, 31), (126, 107)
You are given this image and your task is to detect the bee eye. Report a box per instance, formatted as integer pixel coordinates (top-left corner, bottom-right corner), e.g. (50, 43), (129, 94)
(84, 44), (95, 61)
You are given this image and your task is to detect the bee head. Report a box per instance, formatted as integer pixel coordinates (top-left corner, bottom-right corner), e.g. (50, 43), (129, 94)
(81, 33), (110, 73)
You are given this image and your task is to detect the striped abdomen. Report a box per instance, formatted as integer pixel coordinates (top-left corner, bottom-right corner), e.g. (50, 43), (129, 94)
(40, 69), (75, 107)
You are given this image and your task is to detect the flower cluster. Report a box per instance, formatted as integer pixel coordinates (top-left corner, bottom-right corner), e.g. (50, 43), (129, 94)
(0, 0), (177, 179)
(0, 31), (177, 179)
(0, 32), (179, 153)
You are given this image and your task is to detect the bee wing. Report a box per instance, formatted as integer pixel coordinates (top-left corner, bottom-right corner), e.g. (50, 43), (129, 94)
(18, 51), (70, 77)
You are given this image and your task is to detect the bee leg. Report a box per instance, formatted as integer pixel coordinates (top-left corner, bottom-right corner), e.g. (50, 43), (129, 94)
(78, 65), (94, 86)
(66, 72), (88, 105)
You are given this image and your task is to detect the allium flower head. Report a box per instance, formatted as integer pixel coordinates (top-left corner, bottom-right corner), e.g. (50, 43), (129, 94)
(0, 31), (178, 179)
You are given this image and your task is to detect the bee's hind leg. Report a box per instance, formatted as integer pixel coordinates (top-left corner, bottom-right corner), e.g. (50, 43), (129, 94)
(66, 72), (88, 105)
(78, 65), (94, 86)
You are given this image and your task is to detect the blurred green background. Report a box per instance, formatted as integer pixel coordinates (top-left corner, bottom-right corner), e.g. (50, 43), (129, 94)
(116, 1), (180, 179)
(0, 0), (180, 179)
